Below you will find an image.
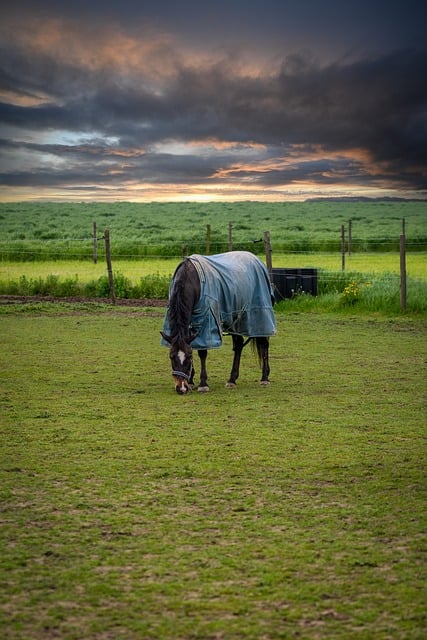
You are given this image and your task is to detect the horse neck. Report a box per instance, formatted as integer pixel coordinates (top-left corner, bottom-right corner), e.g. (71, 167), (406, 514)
(168, 260), (200, 341)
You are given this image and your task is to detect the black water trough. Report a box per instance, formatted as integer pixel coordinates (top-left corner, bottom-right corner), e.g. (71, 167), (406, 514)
(271, 268), (318, 301)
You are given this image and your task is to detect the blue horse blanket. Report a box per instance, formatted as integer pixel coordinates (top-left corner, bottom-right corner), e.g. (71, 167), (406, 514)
(162, 251), (277, 350)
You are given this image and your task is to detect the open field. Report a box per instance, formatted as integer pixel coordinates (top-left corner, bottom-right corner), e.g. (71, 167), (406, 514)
(1, 201), (426, 259)
(1, 253), (426, 315)
(1, 201), (425, 313)
(1, 306), (426, 639)
(0, 253), (426, 282)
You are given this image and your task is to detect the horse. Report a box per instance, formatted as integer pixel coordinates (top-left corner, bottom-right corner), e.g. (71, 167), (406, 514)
(161, 251), (277, 394)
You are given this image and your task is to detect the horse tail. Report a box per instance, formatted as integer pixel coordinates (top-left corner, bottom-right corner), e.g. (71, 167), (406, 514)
(253, 337), (269, 367)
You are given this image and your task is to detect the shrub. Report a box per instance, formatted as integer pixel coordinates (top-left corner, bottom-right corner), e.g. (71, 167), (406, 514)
(341, 280), (361, 305)
(135, 275), (170, 299)
(274, 271), (427, 314)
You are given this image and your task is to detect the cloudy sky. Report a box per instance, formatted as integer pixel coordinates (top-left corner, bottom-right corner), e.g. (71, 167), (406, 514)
(0, 0), (426, 202)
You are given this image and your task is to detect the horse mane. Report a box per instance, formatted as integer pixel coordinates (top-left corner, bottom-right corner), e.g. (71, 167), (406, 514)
(167, 259), (199, 343)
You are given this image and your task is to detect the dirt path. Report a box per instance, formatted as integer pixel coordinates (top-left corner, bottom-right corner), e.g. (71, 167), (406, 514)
(0, 295), (168, 307)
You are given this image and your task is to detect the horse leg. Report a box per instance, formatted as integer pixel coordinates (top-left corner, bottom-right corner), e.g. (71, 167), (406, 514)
(197, 349), (210, 392)
(188, 363), (196, 390)
(226, 334), (244, 388)
(257, 337), (271, 385)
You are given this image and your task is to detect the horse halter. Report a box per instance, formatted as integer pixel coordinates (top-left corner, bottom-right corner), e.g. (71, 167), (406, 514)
(171, 349), (193, 383)
(172, 370), (191, 381)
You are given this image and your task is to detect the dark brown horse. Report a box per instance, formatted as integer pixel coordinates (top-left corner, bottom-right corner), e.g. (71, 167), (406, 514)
(161, 251), (276, 394)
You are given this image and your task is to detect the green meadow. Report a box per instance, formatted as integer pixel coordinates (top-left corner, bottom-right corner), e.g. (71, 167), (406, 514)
(1, 201), (425, 314)
(1, 200), (426, 637)
(1, 252), (426, 314)
(1, 201), (426, 260)
(1, 252), (426, 282)
(1, 307), (426, 639)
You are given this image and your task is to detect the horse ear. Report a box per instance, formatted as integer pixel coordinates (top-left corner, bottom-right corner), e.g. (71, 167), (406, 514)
(160, 331), (172, 344)
(189, 331), (199, 343)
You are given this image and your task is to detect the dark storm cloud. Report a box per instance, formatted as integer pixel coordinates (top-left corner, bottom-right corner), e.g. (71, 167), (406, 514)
(0, 0), (426, 199)
(6, 0), (426, 55)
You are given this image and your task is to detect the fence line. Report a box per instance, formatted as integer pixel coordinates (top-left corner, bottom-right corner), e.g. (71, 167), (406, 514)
(0, 241), (425, 257)
(0, 238), (424, 246)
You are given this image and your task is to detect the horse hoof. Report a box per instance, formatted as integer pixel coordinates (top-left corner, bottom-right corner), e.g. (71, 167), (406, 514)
(260, 380), (270, 386)
(198, 386), (210, 393)
(225, 382), (237, 388)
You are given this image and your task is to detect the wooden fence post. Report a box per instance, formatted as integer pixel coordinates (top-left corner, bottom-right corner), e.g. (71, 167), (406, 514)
(341, 225), (346, 271)
(400, 219), (407, 311)
(228, 222), (233, 251)
(93, 221), (97, 264)
(348, 219), (352, 256)
(206, 224), (211, 255)
(104, 228), (116, 305)
(264, 230), (273, 281)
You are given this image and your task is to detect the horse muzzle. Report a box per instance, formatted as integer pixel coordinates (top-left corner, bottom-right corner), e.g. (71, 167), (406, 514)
(172, 371), (191, 394)
(175, 381), (190, 394)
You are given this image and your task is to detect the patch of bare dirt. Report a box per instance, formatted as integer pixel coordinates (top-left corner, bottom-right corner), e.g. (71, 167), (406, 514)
(0, 295), (168, 307)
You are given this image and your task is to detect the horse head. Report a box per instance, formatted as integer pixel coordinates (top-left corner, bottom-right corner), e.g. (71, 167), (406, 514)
(161, 331), (199, 394)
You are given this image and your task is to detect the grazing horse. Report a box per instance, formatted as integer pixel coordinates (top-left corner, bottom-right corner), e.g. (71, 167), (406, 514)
(161, 251), (276, 394)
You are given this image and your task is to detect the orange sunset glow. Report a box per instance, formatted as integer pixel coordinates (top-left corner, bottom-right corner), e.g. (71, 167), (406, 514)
(0, 1), (426, 202)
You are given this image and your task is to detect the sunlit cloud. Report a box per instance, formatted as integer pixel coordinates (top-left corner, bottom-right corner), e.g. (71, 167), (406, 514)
(153, 140), (266, 157)
(2, 16), (176, 77)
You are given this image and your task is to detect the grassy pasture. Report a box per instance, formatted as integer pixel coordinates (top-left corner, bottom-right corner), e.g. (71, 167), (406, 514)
(1, 253), (426, 315)
(0, 252), (426, 282)
(1, 306), (425, 639)
(1, 201), (426, 259)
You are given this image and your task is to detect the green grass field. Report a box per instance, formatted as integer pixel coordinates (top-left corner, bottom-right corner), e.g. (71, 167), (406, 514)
(1, 306), (426, 639)
(1, 200), (425, 313)
(1, 253), (426, 315)
(0, 253), (426, 281)
(1, 201), (426, 259)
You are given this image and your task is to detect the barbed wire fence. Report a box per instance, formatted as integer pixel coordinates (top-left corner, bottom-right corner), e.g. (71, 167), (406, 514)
(0, 218), (423, 310)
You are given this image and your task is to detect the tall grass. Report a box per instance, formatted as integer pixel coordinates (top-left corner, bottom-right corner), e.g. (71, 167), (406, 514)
(1, 201), (426, 260)
(1, 269), (425, 314)
(2, 238), (425, 262)
(0, 272), (171, 300)
(275, 272), (426, 314)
